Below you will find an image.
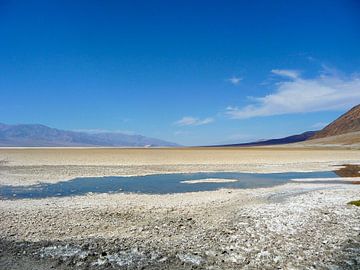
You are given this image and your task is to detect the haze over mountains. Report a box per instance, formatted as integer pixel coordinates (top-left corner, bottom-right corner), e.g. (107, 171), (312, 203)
(0, 123), (178, 147)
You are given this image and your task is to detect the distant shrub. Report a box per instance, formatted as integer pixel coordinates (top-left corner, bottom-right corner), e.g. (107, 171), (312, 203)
(348, 200), (360, 207)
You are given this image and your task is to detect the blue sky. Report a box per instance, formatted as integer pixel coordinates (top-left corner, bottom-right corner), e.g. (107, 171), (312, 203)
(1, 0), (360, 145)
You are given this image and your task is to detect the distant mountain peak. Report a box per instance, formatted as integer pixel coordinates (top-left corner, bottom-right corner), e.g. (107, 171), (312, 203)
(0, 123), (179, 147)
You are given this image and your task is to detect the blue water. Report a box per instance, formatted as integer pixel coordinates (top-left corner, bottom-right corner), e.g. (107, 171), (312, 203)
(0, 171), (343, 200)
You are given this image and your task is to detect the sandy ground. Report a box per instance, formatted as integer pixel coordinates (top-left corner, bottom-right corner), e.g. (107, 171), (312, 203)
(294, 131), (360, 149)
(0, 148), (360, 269)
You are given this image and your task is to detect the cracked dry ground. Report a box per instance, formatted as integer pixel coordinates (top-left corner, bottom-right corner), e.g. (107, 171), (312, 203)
(0, 185), (359, 269)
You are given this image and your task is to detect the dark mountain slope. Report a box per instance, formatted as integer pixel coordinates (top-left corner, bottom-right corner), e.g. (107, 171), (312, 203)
(311, 104), (360, 139)
(211, 131), (317, 147)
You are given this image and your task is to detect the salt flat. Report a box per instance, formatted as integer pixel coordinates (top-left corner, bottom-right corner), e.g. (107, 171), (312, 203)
(1, 147), (360, 186)
(0, 147), (359, 269)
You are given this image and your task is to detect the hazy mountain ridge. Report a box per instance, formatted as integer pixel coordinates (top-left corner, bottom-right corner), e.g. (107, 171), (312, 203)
(0, 123), (178, 147)
(211, 131), (317, 147)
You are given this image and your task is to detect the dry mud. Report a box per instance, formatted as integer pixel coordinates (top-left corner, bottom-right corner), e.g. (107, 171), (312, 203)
(0, 148), (360, 269)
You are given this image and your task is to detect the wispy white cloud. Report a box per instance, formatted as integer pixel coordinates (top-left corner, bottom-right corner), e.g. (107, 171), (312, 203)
(311, 122), (329, 129)
(174, 116), (214, 126)
(226, 68), (360, 119)
(227, 76), (243, 85)
(73, 129), (136, 135)
(174, 130), (190, 136)
(271, 69), (300, 79)
(214, 133), (262, 145)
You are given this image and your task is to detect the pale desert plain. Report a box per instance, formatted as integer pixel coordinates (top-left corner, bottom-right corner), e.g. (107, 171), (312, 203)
(0, 147), (360, 269)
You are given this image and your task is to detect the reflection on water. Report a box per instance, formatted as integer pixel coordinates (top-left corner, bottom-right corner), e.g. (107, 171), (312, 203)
(334, 164), (360, 185)
(0, 171), (343, 200)
(335, 164), (360, 177)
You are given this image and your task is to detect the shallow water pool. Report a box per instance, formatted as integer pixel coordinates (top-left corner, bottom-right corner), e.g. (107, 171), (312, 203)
(0, 171), (347, 199)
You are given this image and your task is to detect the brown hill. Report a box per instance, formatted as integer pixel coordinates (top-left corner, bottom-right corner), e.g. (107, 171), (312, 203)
(297, 131), (360, 149)
(311, 104), (360, 139)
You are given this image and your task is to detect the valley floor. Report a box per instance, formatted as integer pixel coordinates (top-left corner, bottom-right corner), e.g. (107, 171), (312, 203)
(1, 147), (360, 186)
(0, 148), (359, 269)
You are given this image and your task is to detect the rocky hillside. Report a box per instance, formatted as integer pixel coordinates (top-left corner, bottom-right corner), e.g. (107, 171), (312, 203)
(311, 104), (360, 139)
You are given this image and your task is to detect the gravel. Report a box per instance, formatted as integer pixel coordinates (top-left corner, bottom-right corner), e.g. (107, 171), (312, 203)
(1, 183), (359, 269)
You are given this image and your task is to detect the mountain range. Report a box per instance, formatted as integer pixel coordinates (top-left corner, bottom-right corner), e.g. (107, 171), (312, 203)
(214, 104), (360, 147)
(0, 123), (178, 147)
(212, 131), (317, 147)
(1, 104), (359, 147)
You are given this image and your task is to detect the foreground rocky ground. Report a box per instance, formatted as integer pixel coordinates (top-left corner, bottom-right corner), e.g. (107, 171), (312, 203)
(1, 148), (359, 269)
(1, 183), (359, 269)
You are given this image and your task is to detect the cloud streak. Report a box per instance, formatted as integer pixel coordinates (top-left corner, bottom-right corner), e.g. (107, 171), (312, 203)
(73, 129), (135, 135)
(174, 116), (214, 126)
(226, 69), (360, 119)
(271, 69), (300, 79)
(227, 76), (243, 85)
(311, 122), (329, 129)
